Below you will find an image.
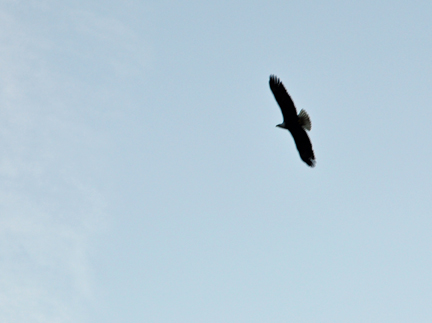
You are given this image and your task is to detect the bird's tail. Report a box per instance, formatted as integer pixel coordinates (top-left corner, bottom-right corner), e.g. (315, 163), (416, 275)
(298, 109), (311, 131)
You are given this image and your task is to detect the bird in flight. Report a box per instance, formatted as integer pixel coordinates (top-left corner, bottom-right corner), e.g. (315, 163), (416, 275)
(269, 75), (316, 167)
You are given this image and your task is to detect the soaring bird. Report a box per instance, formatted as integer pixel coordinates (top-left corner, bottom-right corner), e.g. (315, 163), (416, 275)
(269, 75), (316, 167)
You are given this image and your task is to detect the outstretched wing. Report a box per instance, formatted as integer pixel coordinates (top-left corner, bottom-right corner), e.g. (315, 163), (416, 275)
(291, 127), (316, 167)
(269, 75), (298, 122)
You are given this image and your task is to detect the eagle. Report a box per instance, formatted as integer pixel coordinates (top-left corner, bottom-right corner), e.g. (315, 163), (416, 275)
(269, 75), (316, 167)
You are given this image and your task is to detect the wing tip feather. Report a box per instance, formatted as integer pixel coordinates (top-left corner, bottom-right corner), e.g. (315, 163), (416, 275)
(269, 74), (280, 85)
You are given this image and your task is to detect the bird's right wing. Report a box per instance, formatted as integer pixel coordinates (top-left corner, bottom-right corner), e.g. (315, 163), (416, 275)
(291, 127), (316, 167)
(269, 75), (298, 121)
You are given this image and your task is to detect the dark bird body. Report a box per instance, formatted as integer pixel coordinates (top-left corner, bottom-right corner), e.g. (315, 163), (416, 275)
(269, 75), (316, 167)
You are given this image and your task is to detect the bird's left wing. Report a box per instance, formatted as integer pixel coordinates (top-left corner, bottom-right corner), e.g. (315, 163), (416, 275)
(269, 75), (298, 121)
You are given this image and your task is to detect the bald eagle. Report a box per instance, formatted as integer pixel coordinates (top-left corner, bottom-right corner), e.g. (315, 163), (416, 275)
(269, 75), (316, 167)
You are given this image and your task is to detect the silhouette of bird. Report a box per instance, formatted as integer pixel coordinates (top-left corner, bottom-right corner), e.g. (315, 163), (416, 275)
(269, 75), (316, 167)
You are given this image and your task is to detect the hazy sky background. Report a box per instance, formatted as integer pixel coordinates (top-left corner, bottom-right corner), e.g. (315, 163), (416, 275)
(1, 1), (431, 322)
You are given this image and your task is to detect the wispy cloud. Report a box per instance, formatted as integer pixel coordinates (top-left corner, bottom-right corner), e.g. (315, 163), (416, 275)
(0, 2), (147, 321)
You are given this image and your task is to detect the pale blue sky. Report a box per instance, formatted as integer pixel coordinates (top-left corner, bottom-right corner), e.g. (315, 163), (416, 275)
(1, 1), (432, 322)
